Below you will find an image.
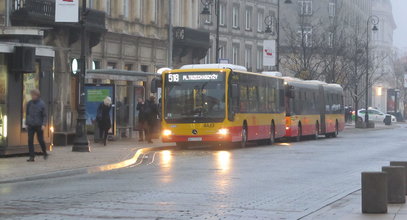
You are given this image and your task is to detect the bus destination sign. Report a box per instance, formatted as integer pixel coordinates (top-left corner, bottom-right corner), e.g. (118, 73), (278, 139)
(166, 72), (224, 83)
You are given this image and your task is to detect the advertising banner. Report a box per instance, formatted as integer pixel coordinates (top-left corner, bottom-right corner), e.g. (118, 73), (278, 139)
(85, 84), (115, 134)
(55, 0), (79, 23)
(263, 40), (276, 67)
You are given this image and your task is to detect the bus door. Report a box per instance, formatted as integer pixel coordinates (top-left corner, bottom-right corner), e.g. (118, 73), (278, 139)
(319, 85), (327, 134)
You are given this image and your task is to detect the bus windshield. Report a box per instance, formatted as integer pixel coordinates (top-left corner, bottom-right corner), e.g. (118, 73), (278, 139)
(164, 72), (226, 123)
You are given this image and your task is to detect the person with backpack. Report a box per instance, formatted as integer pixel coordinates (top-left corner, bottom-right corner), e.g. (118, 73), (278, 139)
(143, 96), (158, 143)
(97, 96), (112, 146)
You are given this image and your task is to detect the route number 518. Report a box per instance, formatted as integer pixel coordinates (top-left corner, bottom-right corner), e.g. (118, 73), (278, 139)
(168, 74), (179, 82)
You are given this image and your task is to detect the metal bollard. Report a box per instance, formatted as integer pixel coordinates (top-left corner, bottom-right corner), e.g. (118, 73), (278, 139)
(390, 161), (407, 194)
(361, 172), (387, 213)
(382, 166), (406, 204)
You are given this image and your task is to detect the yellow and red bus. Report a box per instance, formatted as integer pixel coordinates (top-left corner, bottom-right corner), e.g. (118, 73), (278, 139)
(156, 64), (286, 147)
(284, 78), (345, 141)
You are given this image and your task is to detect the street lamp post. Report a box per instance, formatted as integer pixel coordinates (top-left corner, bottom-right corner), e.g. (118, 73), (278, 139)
(364, 15), (379, 127)
(72, 0), (90, 152)
(264, 0), (292, 71)
(201, 0), (220, 63)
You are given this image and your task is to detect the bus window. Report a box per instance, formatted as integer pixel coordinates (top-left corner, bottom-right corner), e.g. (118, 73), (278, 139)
(248, 84), (259, 112)
(239, 85), (248, 113)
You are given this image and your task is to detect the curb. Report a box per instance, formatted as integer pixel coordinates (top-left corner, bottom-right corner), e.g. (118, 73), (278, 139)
(0, 145), (174, 185)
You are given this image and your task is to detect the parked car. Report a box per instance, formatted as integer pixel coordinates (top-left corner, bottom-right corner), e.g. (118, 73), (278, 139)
(356, 108), (397, 123)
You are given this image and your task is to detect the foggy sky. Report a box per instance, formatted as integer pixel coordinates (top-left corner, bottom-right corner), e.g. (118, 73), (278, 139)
(392, 0), (407, 50)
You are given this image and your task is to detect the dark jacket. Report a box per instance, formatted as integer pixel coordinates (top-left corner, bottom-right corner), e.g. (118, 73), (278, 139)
(136, 102), (145, 122)
(26, 99), (47, 127)
(144, 100), (158, 122)
(97, 103), (112, 129)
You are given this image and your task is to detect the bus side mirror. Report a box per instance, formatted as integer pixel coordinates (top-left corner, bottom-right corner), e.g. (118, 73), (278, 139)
(151, 78), (162, 93)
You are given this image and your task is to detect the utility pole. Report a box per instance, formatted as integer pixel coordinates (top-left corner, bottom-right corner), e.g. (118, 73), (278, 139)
(72, 0), (90, 152)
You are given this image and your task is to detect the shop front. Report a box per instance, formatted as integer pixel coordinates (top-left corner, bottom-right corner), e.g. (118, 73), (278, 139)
(0, 43), (54, 156)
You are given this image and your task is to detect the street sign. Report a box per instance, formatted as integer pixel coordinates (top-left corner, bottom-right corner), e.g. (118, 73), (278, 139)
(404, 74), (407, 88)
(55, 0), (79, 23)
(263, 40), (276, 67)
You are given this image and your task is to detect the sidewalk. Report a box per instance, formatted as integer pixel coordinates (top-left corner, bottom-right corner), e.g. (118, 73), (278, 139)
(0, 139), (172, 183)
(344, 122), (402, 133)
(303, 190), (407, 220)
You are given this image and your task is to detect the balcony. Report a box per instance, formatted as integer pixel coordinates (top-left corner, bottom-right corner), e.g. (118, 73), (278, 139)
(10, 0), (106, 33)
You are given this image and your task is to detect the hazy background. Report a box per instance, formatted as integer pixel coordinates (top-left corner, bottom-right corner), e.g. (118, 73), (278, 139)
(392, 0), (407, 51)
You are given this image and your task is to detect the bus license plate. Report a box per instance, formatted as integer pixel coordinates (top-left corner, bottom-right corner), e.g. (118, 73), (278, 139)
(188, 137), (202, 142)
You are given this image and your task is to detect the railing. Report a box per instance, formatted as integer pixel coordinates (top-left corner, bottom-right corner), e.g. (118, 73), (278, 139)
(13, 0), (55, 18)
(11, 0), (106, 32)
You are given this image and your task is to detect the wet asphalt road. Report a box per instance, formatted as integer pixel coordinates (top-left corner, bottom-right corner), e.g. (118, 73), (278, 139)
(1, 125), (407, 220)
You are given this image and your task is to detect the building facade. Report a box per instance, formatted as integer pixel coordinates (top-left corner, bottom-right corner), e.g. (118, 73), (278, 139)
(199, 0), (278, 72)
(370, 0), (397, 113)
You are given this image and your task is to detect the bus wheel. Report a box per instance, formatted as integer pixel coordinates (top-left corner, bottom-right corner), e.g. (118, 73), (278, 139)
(241, 126), (248, 148)
(269, 124), (276, 145)
(294, 124), (302, 142)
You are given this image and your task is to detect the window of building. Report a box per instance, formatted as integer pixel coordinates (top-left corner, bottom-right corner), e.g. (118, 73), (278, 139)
(328, 1), (336, 17)
(297, 27), (313, 47)
(123, 0), (129, 19)
(245, 7), (252, 31)
(257, 10), (264, 32)
(107, 62), (117, 69)
(141, 65), (149, 72)
(135, 0), (143, 20)
(256, 48), (263, 70)
(219, 4), (226, 26)
(219, 43), (226, 60)
(105, 0), (111, 16)
(92, 60), (101, 70)
(232, 44), (240, 64)
(124, 64), (133, 71)
(204, 46), (212, 64)
(299, 0), (313, 15)
(151, 0), (158, 23)
(205, 5), (212, 24)
(328, 32), (334, 48)
(244, 47), (252, 70)
(232, 6), (240, 28)
(87, 0), (94, 9)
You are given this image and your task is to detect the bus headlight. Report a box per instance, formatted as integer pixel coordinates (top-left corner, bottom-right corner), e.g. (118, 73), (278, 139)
(217, 128), (229, 136)
(163, 129), (172, 136)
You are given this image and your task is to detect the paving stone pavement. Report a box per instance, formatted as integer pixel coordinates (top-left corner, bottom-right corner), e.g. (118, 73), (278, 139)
(0, 124), (406, 220)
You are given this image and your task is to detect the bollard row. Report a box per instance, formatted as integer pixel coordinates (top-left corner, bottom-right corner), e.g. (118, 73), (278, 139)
(361, 161), (407, 214)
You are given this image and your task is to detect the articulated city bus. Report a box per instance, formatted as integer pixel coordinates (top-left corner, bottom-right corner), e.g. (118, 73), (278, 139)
(156, 64), (286, 147)
(284, 78), (345, 141)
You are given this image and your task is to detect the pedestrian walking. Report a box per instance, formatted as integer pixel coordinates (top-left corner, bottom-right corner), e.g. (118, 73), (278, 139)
(26, 89), (48, 162)
(136, 97), (145, 142)
(97, 96), (112, 146)
(143, 96), (158, 144)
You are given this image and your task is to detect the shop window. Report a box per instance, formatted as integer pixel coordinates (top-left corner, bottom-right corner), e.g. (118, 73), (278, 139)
(0, 55), (7, 142)
(22, 63), (40, 129)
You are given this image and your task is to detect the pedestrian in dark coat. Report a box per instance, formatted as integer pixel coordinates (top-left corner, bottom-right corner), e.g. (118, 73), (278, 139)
(143, 96), (158, 143)
(97, 96), (112, 146)
(136, 97), (145, 142)
(26, 89), (48, 162)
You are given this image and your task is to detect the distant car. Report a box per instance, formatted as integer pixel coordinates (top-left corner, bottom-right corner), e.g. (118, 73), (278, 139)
(356, 108), (397, 123)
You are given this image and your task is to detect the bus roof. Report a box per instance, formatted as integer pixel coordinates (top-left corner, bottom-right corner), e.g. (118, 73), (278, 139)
(180, 64), (247, 71)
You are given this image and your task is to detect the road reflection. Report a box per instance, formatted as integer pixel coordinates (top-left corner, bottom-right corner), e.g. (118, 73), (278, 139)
(159, 150), (173, 184)
(215, 151), (231, 172)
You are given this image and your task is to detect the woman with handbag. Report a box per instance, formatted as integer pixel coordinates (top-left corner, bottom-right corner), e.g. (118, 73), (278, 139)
(97, 96), (112, 146)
